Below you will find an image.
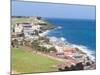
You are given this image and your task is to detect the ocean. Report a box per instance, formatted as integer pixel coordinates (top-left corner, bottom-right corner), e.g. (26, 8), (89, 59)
(45, 18), (96, 54)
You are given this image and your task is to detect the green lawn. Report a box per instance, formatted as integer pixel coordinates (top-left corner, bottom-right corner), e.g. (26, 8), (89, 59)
(11, 18), (33, 26)
(12, 48), (63, 73)
(11, 17), (54, 30)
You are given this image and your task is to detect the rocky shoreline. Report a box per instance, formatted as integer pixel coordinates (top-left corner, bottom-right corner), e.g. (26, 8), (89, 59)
(11, 16), (96, 71)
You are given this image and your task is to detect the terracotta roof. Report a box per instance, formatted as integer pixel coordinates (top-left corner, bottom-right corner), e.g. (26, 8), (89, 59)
(63, 47), (76, 52)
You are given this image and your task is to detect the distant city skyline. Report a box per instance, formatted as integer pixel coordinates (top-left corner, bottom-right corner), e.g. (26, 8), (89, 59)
(12, 1), (96, 20)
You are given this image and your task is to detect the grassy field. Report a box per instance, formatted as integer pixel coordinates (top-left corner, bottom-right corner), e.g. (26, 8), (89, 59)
(11, 18), (33, 26)
(11, 17), (54, 28)
(12, 48), (63, 73)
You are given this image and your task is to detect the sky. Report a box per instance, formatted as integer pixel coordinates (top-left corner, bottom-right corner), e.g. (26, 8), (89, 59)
(12, 1), (96, 20)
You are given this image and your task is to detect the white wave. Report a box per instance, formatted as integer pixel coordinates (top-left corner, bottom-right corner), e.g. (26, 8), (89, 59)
(45, 33), (96, 62)
(71, 44), (95, 61)
(58, 26), (62, 29)
(49, 36), (66, 43)
(39, 30), (50, 37)
(60, 37), (66, 42)
(49, 36), (58, 42)
(49, 36), (95, 61)
(54, 26), (62, 30)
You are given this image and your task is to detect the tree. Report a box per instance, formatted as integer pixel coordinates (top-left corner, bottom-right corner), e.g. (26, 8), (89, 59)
(48, 47), (57, 53)
(31, 40), (39, 52)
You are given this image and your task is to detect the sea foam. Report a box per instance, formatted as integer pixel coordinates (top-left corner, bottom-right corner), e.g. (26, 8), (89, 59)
(71, 44), (95, 61)
(39, 26), (95, 62)
(39, 30), (50, 37)
(49, 36), (95, 61)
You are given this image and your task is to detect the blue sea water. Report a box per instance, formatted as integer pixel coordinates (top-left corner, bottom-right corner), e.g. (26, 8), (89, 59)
(45, 18), (96, 52)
